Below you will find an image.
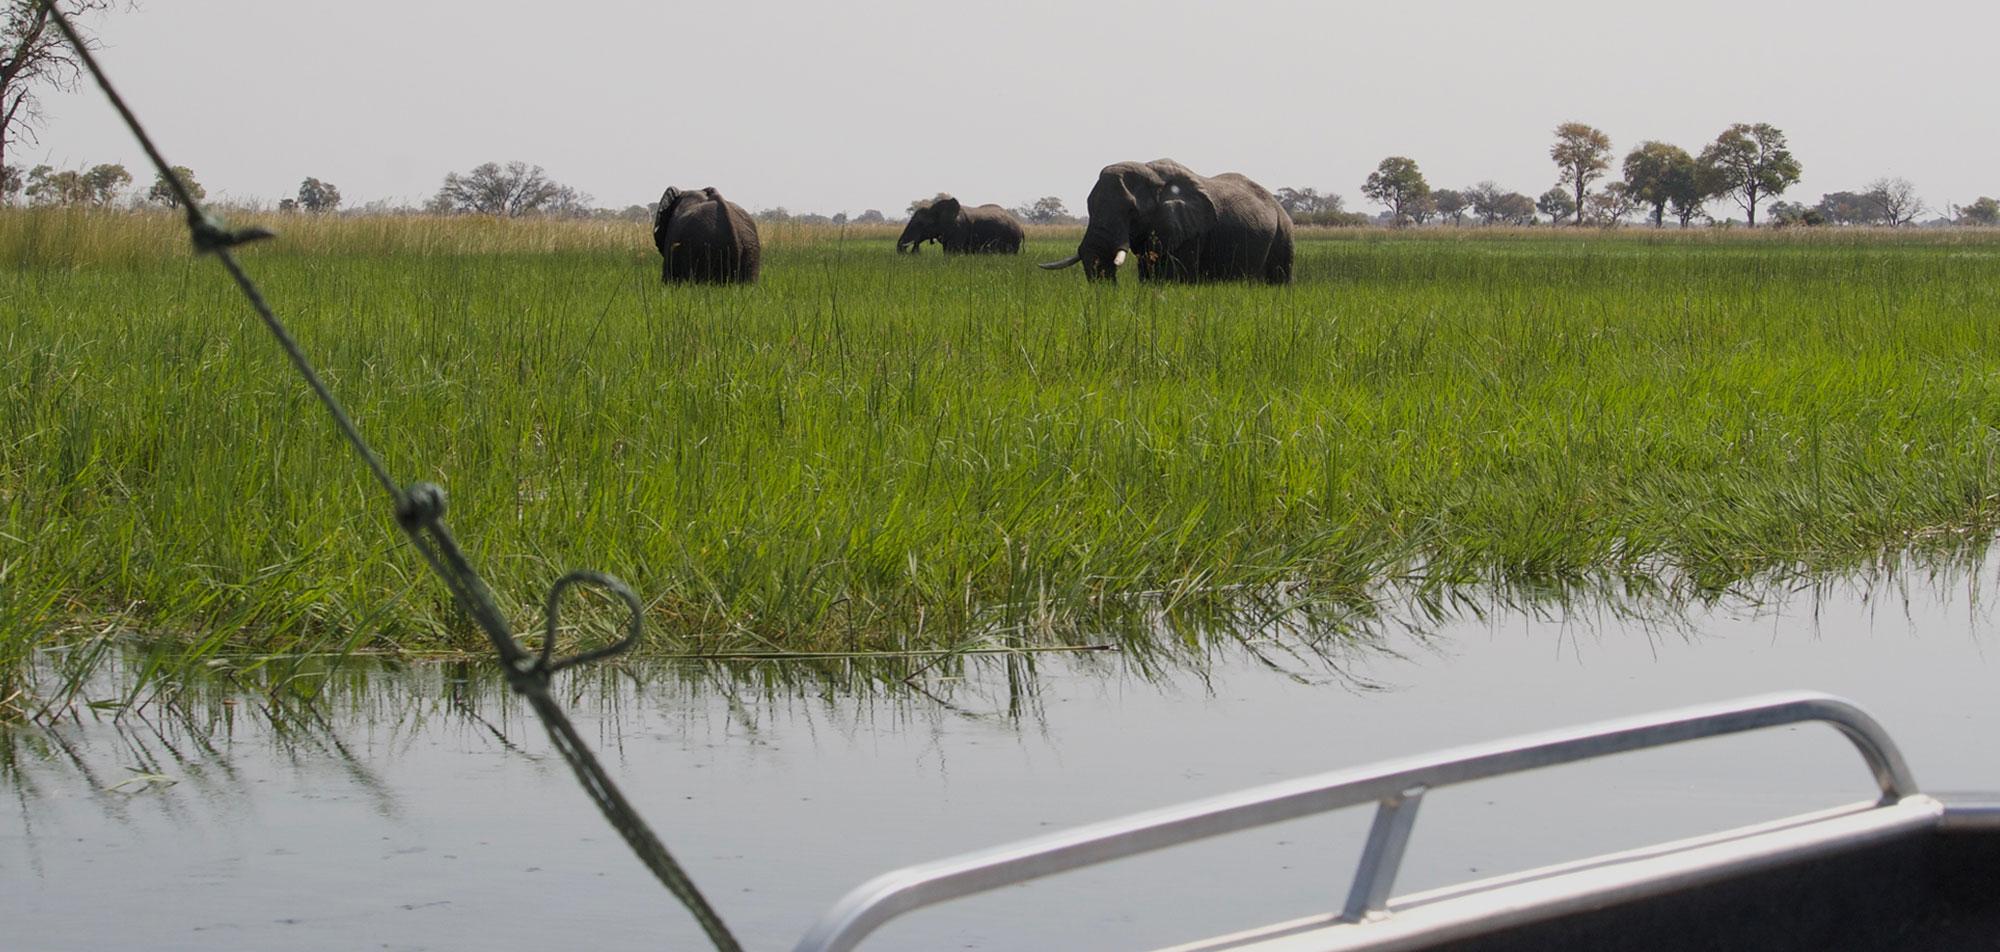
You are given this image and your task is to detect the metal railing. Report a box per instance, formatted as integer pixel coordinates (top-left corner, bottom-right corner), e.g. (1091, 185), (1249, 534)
(791, 691), (1917, 952)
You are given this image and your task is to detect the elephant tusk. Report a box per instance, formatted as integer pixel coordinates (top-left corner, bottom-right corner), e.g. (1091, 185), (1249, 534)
(1038, 255), (1082, 270)
(1113, 249), (1128, 266)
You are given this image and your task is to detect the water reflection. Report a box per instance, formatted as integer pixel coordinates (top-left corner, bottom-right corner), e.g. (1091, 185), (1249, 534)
(5, 557), (1999, 951)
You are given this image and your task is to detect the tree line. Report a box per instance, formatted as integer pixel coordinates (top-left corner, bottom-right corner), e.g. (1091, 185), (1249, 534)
(1337, 121), (1996, 228)
(5, 6), (1999, 230)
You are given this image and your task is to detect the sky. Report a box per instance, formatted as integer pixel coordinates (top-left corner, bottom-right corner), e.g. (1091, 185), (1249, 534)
(24, 0), (2000, 220)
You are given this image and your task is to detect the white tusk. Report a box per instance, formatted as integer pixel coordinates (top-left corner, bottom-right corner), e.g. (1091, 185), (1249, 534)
(1113, 250), (1128, 266)
(1038, 255), (1082, 270)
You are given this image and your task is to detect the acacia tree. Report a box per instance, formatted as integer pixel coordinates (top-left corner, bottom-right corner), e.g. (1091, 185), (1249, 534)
(1361, 156), (1430, 226)
(1549, 122), (1611, 226)
(1431, 188), (1468, 225)
(297, 177), (341, 213)
(145, 165), (203, 208)
(1535, 187), (1575, 225)
(428, 161), (587, 217)
(1465, 181), (1505, 224)
(1, 1), (115, 175)
(1274, 186), (1345, 217)
(1622, 141), (1699, 227)
(1585, 182), (1638, 227)
(1865, 177), (1925, 228)
(25, 161), (124, 205)
(1669, 174), (1712, 227)
(1813, 191), (1882, 226)
(1957, 197), (2000, 226)
(1697, 123), (1801, 227)
(1014, 195), (1073, 224)
(1492, 192), (1537, 225)
(1407, 192), (1438, 225)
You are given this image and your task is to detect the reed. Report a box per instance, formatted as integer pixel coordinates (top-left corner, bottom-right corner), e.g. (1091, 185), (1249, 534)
(7, 209), (2000, 714)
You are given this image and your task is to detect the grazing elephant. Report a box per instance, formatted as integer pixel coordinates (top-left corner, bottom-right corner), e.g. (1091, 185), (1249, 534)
(653, 186), (761, 284)
(1039, 159), (1293, 284)
(897, 194), (1025, 254)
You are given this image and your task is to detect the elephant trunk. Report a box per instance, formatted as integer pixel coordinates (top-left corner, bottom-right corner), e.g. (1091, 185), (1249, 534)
(1041, 223), (1131, 277)
(896, 219), (923, 254)
(1076, 219), (1132, 282)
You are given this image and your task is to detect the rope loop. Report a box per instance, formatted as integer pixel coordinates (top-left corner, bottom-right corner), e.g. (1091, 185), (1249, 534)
(540, 570), (646, 674)
(35, 3), (742, 946)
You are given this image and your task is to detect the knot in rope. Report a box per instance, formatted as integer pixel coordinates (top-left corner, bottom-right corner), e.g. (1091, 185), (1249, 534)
(396, 482), (448, 529)
(35, 2), (745, 945)
(503, 656), (554, 697)
(188, 210), (275, 255)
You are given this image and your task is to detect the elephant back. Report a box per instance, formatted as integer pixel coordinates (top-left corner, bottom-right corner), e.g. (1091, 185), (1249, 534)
(654, 186), (761, 284)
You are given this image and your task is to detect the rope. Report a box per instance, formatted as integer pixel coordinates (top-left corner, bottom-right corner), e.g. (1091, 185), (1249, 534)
(35, 4), (743, 949)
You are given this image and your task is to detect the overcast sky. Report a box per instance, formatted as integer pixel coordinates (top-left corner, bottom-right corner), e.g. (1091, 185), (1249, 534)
(27, 0), (2000, 219)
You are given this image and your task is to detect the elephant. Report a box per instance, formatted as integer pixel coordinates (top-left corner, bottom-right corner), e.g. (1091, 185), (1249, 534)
(652, 186), (761, 284)
(897, 194), (1025, 254)
(1039, 159), (1293, 284)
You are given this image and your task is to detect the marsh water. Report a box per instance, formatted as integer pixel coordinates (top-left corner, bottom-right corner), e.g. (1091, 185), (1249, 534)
(8, 566), (2000, 952)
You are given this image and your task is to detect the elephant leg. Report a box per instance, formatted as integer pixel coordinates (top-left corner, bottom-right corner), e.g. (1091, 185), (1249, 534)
(1265, 236), (1294, 284)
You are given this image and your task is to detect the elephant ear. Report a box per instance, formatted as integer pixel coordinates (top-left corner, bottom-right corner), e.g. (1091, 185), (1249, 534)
(653, 187), (682, 247)
(1108, 164), (1165, 215)
(1151, 172), (1217, 249)
(933, 196), (961, 220)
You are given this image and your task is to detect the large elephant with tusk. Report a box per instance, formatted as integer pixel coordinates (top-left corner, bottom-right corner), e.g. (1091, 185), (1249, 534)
(1039, 159), (1293, 284)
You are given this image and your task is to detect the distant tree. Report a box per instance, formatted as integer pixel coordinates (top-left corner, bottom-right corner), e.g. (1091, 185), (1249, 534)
(26, 161), (125, 205)
(831, 211), (849, 226)
(1016, 195), (1074, 224)
(1465, 181), (1507, 224)
(1361, 156), (1430, 226)
(1957, 197), (2000, 226)
(1670, 160), (1718, 227)
(1669, 183), (1710, 227)
(1493, 192), (1538, 225)
(82, 162), (127, 204)
(755, 206), (792, 223)
(1432, 188), (1468, 225)
(145, 165), (204, 208)
(297, 177), (342, 213)
(1406, 192), (1437, 225)
(24, 164), (73, 204)
(1535, 187), (1575, 225)
(1585, 181), (1638, 227)
(616, 203), (652, 222)
(1275, 189), (1358, 225)
(1275, 186), (1342, 217)
(853, 208), (887, 225)
(1, 162), (19, 203)
(427, 161), (585, 217)
(1811, 191), (1881, 226)
(1549, 122), (1612, 226)
(1697, 123), (1800, 227)
(1622, 141), (1699, 227)
(1865, 177), (1925, 228)
(277, 197), (299, 213)
(1768, 201), (1825, 227)
(1, 1), (118, 178)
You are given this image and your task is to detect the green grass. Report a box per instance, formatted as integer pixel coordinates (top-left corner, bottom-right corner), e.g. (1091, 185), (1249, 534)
(7, 208), (2000, 713)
